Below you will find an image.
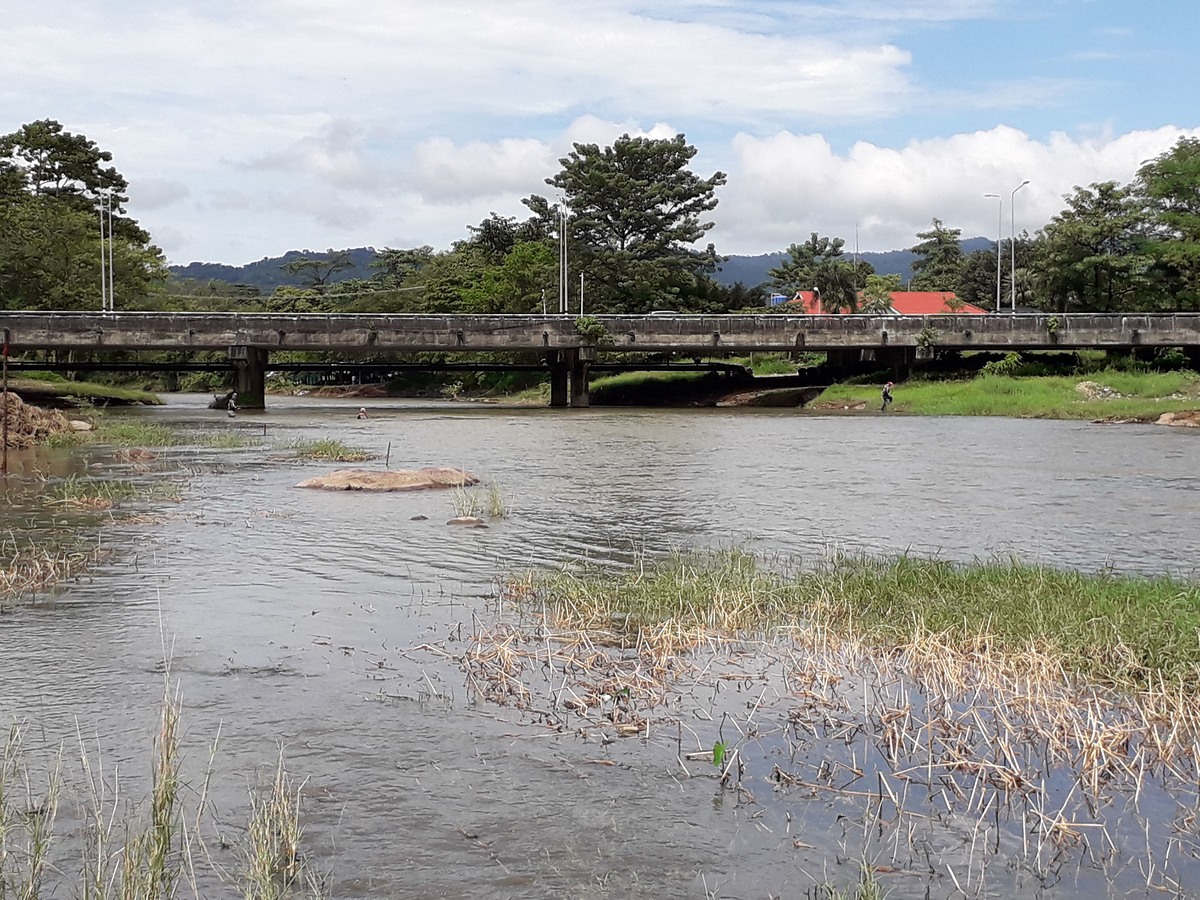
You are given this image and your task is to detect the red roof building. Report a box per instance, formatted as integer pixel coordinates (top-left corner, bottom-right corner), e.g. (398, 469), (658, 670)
(785, 290), (987, 315)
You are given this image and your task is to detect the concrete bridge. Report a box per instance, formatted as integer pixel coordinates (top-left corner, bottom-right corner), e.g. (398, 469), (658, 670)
(3, 311), (1198, 407)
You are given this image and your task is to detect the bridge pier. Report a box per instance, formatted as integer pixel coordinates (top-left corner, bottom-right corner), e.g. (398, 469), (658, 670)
(569, 347), (593, 408)
(547, 352), (569, 407)
(229, 345), (268, 408)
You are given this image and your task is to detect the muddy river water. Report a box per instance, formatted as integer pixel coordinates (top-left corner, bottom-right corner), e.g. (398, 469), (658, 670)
(1, 396), (1198, 897)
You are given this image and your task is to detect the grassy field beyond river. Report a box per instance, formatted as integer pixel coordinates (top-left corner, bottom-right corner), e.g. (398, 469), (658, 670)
(815, 367), (1200, 419)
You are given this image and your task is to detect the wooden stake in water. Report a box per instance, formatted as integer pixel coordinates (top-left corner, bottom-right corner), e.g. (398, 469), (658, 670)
(2, 328), (9, 476)
(385, 441), (391, 469)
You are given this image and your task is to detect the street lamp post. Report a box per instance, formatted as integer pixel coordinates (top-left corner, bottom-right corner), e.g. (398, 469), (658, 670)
(1010, 180), (1030, 313)
(985, 193), (1002, 313)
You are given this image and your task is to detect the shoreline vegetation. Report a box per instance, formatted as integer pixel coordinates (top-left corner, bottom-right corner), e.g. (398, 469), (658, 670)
(813, 368), (1200, 421)
(469, 550), (1200, 893)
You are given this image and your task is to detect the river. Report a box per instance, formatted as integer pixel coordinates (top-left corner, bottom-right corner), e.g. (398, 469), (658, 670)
(1, 396), (1198, 897)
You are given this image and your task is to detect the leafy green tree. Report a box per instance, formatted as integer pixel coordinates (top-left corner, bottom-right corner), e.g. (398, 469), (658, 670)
(1136, 137), (1200, 309)
(463, 241), (556, 313)
(958, 248), (1000, 310)
(0, 119), (128, 204)
(266, 286), (331, 313)
(0, 119), (165, 310)
(1030, 181), (1152, 312)
(768, 233), (873, 312)
(525, 133), (726, 313)
(908, 218), (965, 291)
(371, 246), (434, 288)
(281, 250), (353, 287)
(465, 212), (549, 264)
(860, 273), (901, 313)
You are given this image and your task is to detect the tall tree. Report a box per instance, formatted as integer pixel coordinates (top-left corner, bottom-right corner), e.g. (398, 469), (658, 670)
(1030, 181), (1151, 312)
(860, 273), (901, 313)
(1136, 137), (1200, 309)
(908, 218), (965, 291)
(768, 233), (873, 312)
(281, 250), (353, 288)
(0, 119), (164, 310)
(957, 248), (1000, 310)
(525, 133), (726, 313)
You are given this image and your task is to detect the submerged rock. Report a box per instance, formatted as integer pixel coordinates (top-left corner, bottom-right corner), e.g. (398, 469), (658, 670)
(447, 516), (487, 527)
(296, 467), (478, 492)
(1156, 411), (1200, 428)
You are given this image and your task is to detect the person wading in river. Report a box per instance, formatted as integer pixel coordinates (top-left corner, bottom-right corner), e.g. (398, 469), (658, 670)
(227, 391), (238, 418)
(881, 381), (894, 412)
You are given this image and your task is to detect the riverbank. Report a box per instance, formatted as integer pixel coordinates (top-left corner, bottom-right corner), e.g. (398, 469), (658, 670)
(3, 374), (161, 407)
(813, 367), (1200, 421)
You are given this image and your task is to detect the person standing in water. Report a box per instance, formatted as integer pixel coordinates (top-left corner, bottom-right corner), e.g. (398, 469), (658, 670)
(357, 407), (368, 419)
(227, 391), (238, 418)
(881, 381), (894, 412)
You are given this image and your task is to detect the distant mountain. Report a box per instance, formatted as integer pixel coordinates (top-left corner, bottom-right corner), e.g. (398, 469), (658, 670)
(169, 239), (995, 292)
(712, 238), (993, 289)
(169, 247), (378, 291)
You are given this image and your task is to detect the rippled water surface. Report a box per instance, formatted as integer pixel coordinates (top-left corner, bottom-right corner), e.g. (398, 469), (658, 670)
(1, 395), (1198, 897)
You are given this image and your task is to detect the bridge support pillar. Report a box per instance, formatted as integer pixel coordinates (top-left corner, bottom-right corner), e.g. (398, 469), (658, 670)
(569, 347), (593, 408)
(229, 345), (268, 409)
(879, 347), (917, 380)
(547, 352), (569, 407)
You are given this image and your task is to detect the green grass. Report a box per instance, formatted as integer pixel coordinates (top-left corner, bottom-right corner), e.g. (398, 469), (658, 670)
(48, 419), (184, 448)
(1, 684), (325, 899)
(523, 551), (1200, 691)
(814, 368), (1200, 419)
(49, 476), (183, 509)
(289, 438), (372, 462)
(6, 375), (161, 405)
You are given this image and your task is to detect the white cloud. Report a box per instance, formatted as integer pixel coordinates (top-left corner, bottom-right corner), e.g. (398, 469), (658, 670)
(713, 125), (1200, 254)
(7, 0), (1196, 264)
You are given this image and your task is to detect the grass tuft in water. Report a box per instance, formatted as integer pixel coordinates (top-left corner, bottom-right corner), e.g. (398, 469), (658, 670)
(4, 679), (324, 899)
(449, 486), (483, 518)
(241, 749), (324, 899)
(289, 438), (372, 462)
(49, 476), (182, 511)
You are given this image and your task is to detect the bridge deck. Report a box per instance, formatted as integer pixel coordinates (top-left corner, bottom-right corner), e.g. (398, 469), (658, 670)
(2, 311), (1199, 353)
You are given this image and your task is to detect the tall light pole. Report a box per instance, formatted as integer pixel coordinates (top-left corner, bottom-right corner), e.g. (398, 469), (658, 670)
(558, 207), (568, 314)
(985, 193), (1002, 313)
(1010, 180), (1030, 313)
(98, 191), (110, 312)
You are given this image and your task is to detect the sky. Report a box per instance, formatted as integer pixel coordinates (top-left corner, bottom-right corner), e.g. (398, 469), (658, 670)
(4, 0), (1198, 267)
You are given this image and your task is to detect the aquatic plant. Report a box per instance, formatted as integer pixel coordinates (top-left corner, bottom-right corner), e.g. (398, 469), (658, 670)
(450, 486), (483, 518)
(1, 681), (324, 899)
(0, 537), (109, 604)
(288, 438), (372, 462)
(485, 483), (506, 518)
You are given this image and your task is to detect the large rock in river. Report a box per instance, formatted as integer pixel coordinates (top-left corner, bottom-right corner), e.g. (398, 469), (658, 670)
(296, 467), (478, 492)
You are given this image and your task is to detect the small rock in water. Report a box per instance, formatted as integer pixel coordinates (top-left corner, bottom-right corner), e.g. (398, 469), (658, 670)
(410, 514), (429, 521)
(446, 516), (487, 527)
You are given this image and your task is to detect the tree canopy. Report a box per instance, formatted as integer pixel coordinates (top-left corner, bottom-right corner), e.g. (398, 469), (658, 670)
(0, 119), (165, 310)
(908, 218), (965, 291)
(525, 133), (726, 313)
(768, 234), (874, 313)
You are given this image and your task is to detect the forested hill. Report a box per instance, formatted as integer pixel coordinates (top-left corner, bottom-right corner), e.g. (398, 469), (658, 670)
(712, 238), (993, 288)
(168, 248), (378, 290)
(168, 240), (994, 292)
